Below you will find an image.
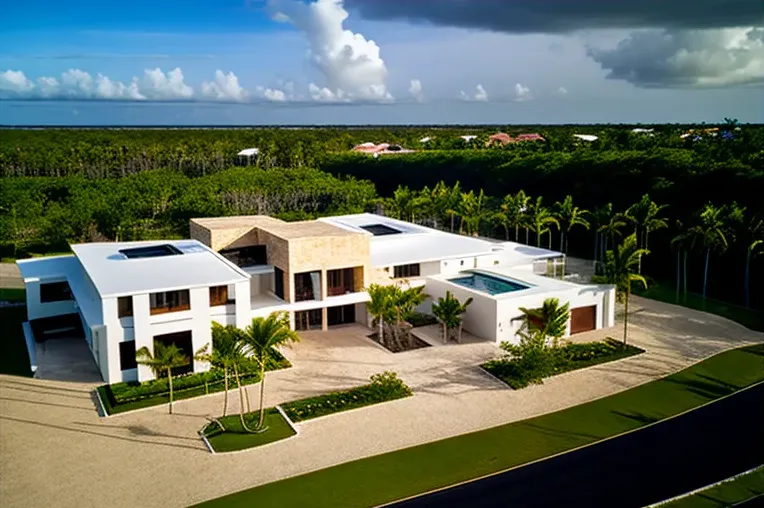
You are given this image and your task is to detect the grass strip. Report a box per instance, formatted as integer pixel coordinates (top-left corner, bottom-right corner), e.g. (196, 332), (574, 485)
(635, 283), (764, 332)
(0, 288), (26, 302)
(660, 465), (764, 507)
(204, 409), (296, 453)
(196, 344), (764, 508)
(0, 306), (33, 377)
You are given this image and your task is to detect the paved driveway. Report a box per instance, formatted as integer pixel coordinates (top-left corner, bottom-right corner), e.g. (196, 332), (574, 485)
(0, 297), (762, 508)
(34, 337), (104, 383)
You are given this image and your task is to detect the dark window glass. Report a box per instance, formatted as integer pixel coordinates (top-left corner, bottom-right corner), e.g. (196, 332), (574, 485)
(40, 281), (73, 303)
(294, 271), (321, 302)
(119, 341), (137, 370)
(209, 285), (229, 307)
(327, 268), (355, 296)
(220, 245), (267, 267)
(149, 290), (190, 315)
(118, 296), (133, 318)
(120, 244), (182, 259)
(274, 267), (285, 299)
(393, 264), (421, 279)
(153, 331), (193, 376)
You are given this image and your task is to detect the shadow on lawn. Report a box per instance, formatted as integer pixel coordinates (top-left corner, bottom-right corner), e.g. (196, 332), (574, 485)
(611, 410), (661, 426)
(662, 374), (745, 400)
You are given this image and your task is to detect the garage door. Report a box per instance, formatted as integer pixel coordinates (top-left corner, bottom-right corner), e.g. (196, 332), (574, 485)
(570, 306), (596, 334)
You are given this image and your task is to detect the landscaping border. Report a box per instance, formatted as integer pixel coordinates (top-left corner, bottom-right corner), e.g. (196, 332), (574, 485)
(200, 405), (300, 456)
(380, 380), (764, 507)
(644, 464), (764, 507)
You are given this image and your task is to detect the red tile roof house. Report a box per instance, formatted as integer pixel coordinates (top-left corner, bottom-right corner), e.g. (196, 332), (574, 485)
(352, 143), (416, 156)
(515, 133), (545, 142)
(487, 133), (546, 146)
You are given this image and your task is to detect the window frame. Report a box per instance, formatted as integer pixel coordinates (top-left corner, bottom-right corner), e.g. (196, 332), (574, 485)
(209, 285), (230, 307)
(393, 263), (421, 279)
(149, 290), (191, 315)
(118, 296), (133, 318)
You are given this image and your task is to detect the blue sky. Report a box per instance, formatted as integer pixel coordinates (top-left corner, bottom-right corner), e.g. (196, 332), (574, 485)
(1, 0), (762, 125)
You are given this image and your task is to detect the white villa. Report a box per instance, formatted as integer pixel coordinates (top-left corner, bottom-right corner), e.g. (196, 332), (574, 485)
(17, 213), (615, 384)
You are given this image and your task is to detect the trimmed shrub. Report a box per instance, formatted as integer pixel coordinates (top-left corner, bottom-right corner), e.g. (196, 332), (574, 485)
(406, 312), (438, 328)
(282, 371), (413, 422)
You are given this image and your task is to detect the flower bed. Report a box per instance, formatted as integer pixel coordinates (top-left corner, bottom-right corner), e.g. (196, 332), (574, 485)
(482, 338), (644, 389)
(281, 371), (413, 422)
(97, 349), (291, 415)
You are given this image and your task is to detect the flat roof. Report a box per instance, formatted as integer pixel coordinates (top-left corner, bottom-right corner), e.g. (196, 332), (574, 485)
(191, 215), (359, 239)
(70, 240), (249, 297)
(17, 255), (77, 282)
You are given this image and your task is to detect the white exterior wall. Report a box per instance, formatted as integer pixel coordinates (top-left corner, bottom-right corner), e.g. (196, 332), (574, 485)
(424, 277), (498, 341)
(24, 279), (77, 320)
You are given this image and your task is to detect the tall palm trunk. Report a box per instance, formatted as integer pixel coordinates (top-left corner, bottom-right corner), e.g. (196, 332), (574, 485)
(744, 250), (752, 308)
(223, 367), (229, 417)
(257, 363), (267, 430)
(234, 363), (255, 432)
(683, 251), (688, 301)
(560, 231), (564, 253)
(675, 248), (681, 302)
(450, 212), (454, 232)
(548, 231), (552, 249)
(623, 285), (630, 346)
(593, 231), (599, 267)
(703, 249), (711, 300)
(378, 318), (384, 345)
(167, 367), (174, 414)
(515, 224), (519, 242)
(525, 227), (529, 244)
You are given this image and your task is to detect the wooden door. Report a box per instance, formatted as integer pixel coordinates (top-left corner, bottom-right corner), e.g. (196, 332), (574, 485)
(570, 306), (596, 335)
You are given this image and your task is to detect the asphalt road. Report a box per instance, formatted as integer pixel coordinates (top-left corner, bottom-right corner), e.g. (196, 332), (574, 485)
(392, 382), (764, 508)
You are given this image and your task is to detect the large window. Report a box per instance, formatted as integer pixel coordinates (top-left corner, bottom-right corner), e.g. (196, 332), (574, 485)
(327, 268), (356, 297)
(294, 271), (321, 302)
(209, 285), (231, 307)
(393, 264), (421, 279)
(40, 281), (73, 303)
(119, 341), (137, 370)
(118, 296), (133, 318)
(220, 245), (267, 267)
(149, 290), (190, 315)
(153, 331), (194, 376)
(274, 267), (285, 299)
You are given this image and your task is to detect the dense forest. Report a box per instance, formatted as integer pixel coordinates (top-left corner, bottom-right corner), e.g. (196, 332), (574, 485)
(1, 123), (762, 310)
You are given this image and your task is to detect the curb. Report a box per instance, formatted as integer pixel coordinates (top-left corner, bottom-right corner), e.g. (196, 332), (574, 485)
(200, 406), (300, 456)
(644, 464), (764, 507)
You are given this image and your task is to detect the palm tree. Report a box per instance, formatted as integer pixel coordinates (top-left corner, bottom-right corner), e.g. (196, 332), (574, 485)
(593, 203), (626, 271)
(431, 291), (473, 343)
(674, 202), (744, 300)
(444, 181), (462, 233)
(387, 186), (418, 222)
(518, 297), (570, 346)
(625, 194), (669, 273)
(392, 284), (428, 348)
(604, 233), (649, 345)
(240, 313), (300, 432)
(203, 322), (247, 418)
(366, 283), (396, 346)
(526, 197), (559, 248)
(671, 220), (687, 302)
(135, 342), (190, 414)
(744, 214), (763, 308)
(553, 195), (590, 254)
(458, 189), (489, 237)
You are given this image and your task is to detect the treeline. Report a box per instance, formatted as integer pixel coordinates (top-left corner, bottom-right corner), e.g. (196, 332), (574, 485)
(0, 167), (376, 255)
(1, 123), (762, 178)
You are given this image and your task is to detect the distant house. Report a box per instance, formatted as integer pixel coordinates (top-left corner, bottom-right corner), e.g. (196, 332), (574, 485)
(680, 128), (719, 140)
(460, 135), (478, 142)
(419, 136), (433, 143)
(573, 134), (599, 142)
(487, 133), (513, 146)
(631, 128), (655, 134)
(515, 133), (546, 142)
(236, 148), (259, 166)
(352, 143), (415, 156)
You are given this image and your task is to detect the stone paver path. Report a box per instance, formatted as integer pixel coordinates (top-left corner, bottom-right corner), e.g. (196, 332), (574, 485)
(1, 296), (762, 508)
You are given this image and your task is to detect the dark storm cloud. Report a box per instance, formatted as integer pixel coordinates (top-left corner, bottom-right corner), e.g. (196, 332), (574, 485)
(344, 0), (763, 33)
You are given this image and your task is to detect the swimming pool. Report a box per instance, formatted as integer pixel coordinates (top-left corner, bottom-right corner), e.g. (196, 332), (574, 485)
(449, 272), (529, 295)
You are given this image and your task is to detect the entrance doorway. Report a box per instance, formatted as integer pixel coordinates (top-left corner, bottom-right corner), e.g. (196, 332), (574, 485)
(295, 309), (323, 331)
(327, 304), (356, 327)
(570, 306), (597, 334)
(154, 331), (194, 375)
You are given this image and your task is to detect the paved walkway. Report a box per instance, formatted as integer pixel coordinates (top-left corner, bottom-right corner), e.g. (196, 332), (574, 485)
(1, 297), (762, 508)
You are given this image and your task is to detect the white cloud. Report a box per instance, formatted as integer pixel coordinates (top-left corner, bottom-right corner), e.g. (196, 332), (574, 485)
(0, 67), (194, 100)
(0, 70), (34, 93)
(557, 86), (568, 95)
(307, 82), (351, 102)
(588, 27), (764, 87)
(514, 83), (533, 101)
(201, 70), (249, 101)
(460, 84), (488, 101)
(268, 0), (393, 102)
(408, 78), (424, 102)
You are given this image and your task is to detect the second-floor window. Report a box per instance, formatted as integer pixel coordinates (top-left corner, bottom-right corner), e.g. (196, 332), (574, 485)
(149, 290), (190, 315)
(118, 296), (133, 318)
(393, 264), (421, 279)
(220, 245), (267, 267)
(209, 285), (230, 307)
(274, 267), (285, 299)
(327, 267), (356, 296)
(40, 281), (73, 303)
(294, 271), (321, 302)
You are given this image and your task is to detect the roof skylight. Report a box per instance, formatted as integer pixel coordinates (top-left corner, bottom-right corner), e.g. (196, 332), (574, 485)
(360, 224), (402, 236)
(119, 244), (183, 259)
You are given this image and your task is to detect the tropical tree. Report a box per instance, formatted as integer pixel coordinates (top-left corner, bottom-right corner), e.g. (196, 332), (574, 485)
(365, 283), (427, 350)
(671, 220), (689, 302)
(744, 213), (763, 308)
(458, 189), (489, 236)
(604, 233), (649, 345)
(673, 202), (744, 300)
(135, 342), (191, 414)
(386, 186), (418, 222)
(201, 322), (247, 418)
(239, 312), (300, 432)
(625, 194), (669, 273)
(553, 195), (590, 254)
(443, 181), (462, 233)
(431, 291), (473, 343)
(366, 283), (396, 346)
(526, 197), (559, 248)
(518, 297), (571, 346)
(592, 203), (626, 271)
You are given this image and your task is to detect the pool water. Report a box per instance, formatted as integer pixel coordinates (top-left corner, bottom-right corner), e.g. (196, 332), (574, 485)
(449, 272), (529, 295)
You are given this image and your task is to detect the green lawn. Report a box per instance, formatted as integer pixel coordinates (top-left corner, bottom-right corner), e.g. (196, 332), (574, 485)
(204, 409), (296, 453)
(0, 288), (26, 302)
(635, 284), (764, 332)
(0, 306), (33, 377)
(661, 466), (764, 507)
(196, 344), (764, 508)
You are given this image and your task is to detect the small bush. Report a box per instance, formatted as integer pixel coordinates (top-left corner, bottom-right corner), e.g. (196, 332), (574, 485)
(282, 371), (413, 422)
(406, 312), (438, 328)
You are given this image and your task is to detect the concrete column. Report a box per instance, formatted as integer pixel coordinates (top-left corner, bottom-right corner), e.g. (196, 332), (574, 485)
(190, 287), (211, 374)
(132, 294), (153, 382)
(321, 307), (328, 331)
(234, 280), (251, 329)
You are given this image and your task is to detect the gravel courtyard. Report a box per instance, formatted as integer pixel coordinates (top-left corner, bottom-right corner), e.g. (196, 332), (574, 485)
(1, 296), (762, 508)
